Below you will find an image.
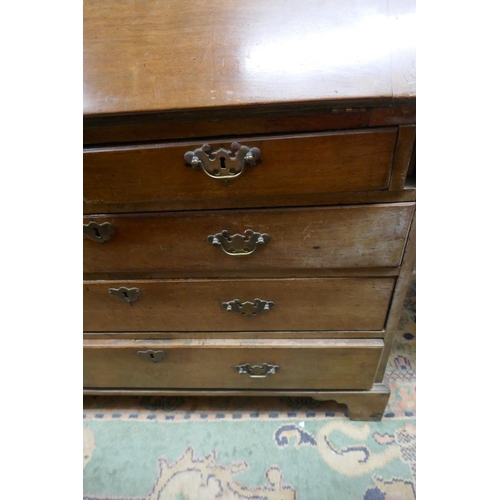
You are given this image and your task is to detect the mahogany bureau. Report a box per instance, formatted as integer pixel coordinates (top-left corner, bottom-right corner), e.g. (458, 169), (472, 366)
(83, 0), (416, 420)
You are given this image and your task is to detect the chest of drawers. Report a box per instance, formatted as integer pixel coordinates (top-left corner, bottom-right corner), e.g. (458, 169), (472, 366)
(83, 0), (416, 420)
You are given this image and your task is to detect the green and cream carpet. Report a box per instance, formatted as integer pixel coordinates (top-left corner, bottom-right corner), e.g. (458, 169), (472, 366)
(83, 280), (416, 500)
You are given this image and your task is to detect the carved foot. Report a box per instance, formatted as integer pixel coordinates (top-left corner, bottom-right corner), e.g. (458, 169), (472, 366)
(312, 384), (390, 421)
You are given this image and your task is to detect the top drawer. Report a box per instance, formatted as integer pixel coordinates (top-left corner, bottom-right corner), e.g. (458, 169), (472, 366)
(83, 128), (397, 213)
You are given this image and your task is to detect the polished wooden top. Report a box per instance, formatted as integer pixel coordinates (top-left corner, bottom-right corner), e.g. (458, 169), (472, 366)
(83, 0), (415, 117)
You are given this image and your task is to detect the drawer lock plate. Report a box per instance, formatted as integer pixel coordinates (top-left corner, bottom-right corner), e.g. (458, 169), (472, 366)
(184, 142), (261, 180)
(108, 287), (142, 304)
(136, 350), (166, 363)
(83, 222), (114, 243)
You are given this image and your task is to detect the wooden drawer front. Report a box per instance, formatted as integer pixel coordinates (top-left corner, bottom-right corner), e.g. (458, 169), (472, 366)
(83, 129), (397, 212)
(83, 339), (383, 390)
(83, 277), (395, 332)
(83, 203), (414, 275)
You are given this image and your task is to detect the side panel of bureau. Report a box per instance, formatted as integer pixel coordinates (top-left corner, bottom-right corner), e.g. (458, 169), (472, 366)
(83, 277), (395, 332)
(83, 339), (384, 390)
(83, 129), (397, 212)
(83, 203), (414, 276)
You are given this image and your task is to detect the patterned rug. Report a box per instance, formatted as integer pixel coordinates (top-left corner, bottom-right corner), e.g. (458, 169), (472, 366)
(83, 279), (416, 500)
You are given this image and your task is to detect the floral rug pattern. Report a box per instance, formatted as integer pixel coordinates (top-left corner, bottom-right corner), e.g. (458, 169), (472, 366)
(83, 279), (416, 499)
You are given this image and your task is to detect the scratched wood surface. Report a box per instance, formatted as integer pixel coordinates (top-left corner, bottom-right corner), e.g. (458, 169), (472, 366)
(83, 277), (395, 332)
(83, 338), (383, 390)
(83, 203), (414, 275)
(84, 129), (397, 212)
(83, 0), (415, 117)
(82, 0), (416, 420)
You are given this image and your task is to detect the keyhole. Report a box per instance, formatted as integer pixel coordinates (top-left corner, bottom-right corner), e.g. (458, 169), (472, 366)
(122, 291), (129, 300)
(149, 352), (155, 360)
(219, 157), (226, 169)
(93, 227), (102, 239)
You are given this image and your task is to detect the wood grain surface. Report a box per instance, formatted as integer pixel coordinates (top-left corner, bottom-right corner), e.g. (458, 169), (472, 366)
(84, 0), (415, 117)
(84, 129), (397, 212)
(83, 277), (395, 332)
(83, 328), (386, 340)
(83, 106), (416, 145)
(82, 383), (391, 421)
(83, 338), (383, 390)
(389, 125), (416, 191)
(376, 211), (416, 382)
(83, 203), (414, 276)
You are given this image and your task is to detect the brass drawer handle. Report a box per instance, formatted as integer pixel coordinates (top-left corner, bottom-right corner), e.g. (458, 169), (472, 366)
(108, 287), (141, 304)
(137, 350), (166, 363)
(83, 221), (114, 243)
(221, 298), (275, 317)
(235, 363), (280, 378)
(208, 229), (270, 256)
(184, 142), (261, 180)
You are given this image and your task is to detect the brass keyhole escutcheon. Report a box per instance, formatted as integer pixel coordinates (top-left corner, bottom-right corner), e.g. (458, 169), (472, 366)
(83, 221), (115, 243)
(108, 287), (142, 304)
(184, 142), (261, 180)
(136, 350), (166, 363)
